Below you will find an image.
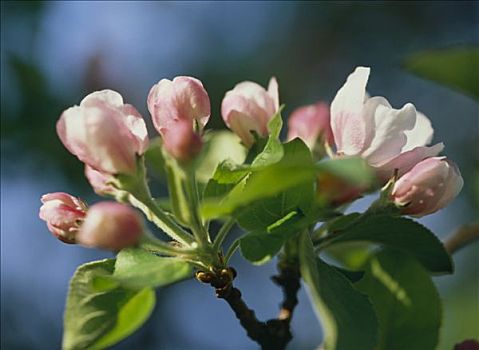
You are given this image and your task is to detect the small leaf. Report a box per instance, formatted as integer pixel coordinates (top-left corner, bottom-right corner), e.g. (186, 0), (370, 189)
(236, 139), (314, 230)
(251, 109), (284, 167)
(356, 249), (442, 350)
(195, 130), (247, 183)
(63, 259), (155, 350)
(201, 139), (316, 219)
(113, 248), (193, 289)
(299, 232), (379, 350)
(403, 46), (479, 100)
(326, 214), (453, 274)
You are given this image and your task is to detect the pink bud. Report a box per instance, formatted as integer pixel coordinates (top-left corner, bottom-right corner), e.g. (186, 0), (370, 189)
(57, 90), (149, 175)
(287, 102), (333, 149)
(391, 157), (463, 217)
(76, 202), (143, 251)
(161, 119), (203, 162)
(85, 165), (116, 196)
(221, 77), (279, 147)
(147, 76), (211, 133)
(39, 192), (87, 243)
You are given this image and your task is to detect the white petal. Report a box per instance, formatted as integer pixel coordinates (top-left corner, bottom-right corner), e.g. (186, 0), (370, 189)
(330, 67), (370, 154)
(361, 102), (417, 166)
(402, 111), (434, 152)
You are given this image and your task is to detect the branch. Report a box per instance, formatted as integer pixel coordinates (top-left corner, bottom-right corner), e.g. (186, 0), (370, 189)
(443, 222), (479, 254)
(197, 260), (301, 350)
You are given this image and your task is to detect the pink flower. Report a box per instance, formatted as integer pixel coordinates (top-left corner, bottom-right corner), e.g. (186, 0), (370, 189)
(391, 157), (463, 217)
(57, 90), (149, 175)
(287, 102), (333, 149)
(84, 165), (116, 196)
(147, 76), (211, 132)
(39, 192), (87, 243)
(161, 119), (203, 162)
(221, 77), (279, 147)
(76, 202), (143, 251)
(330, 67), (443, 182)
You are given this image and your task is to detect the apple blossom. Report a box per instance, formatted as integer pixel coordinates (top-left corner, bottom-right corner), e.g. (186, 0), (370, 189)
(161, 119), (203, 162)
(147, 76), (211, 132)
(287, 102), (333, 149)
(39, 192), (87, 243)
(391, 157), (463, 217)
(76, 202), (143, 251)
(330, 67), (443, 182)
(221, 77), (279, 147)
(84, 165), (116, 196)
(57, 90), (149, 175)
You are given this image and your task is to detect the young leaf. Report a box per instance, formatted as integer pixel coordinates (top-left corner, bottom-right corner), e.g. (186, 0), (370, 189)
(236, 139), (314, 231)
(325, 214), (453, 274)
(403, 46), (479, 100)
(203, 160), (251, 199)
(356, 249), (442, 350)
(113, 248), (193, 289)
(63, 259), (155, 350)
(144, 137), (166, 180)
(195, 130), (247, 183)
(201, 139), (316, 219)
(299, 232), (379, 350)
(251, 109), (284, 167)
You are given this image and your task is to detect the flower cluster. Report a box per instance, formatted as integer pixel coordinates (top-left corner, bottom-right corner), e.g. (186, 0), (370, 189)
(39, 67), (462, 250)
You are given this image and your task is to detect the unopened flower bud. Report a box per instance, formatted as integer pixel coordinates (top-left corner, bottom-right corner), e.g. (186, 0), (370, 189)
(391, 157), (463, 217)
(161, 119), (203, 162)
(221, 77), (279, 147)
(85, 165), (116, 196)
(287, 102), (333, 149)
(147, 76), (211, 132)
(57, 90), (149, 175)
(39, 192), (87, 243)
(76, 202), (143, 251)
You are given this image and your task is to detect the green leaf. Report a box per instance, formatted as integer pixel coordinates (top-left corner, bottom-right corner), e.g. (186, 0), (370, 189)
(236, 139), (314, 230)
(239, 231), (286, 265)
(203, 160), (251, 199)
(403, 46), (479, 100)
(63, 259), (155, 350)
(317, 157), (376, 188)
(356, 249), (442, 350)
(113, 248), (193, 289)
(325, 214), (453, 274)
(251, 109), (284, 167)
(201, 139), (316, 219)
(195, 130), (247, 183)
(299, 232), (379, 350)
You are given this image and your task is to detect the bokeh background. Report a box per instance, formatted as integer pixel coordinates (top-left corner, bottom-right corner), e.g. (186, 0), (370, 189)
(1, 1), (478, 349)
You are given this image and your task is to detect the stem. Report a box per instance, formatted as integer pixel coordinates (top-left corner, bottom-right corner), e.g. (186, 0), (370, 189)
(213, 218), (235, 252)
(185, 170), (210, 245)
(129, 194), (195, 246)
(140, 231), (198, 257)
(225, 238), (240, 263)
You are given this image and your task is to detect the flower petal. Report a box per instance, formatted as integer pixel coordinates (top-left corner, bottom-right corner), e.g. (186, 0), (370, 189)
(330, 67), (370, 154)
(402, 111), (434, 152)
(361, 102), (416, 165)
(375, 142), (444, 182)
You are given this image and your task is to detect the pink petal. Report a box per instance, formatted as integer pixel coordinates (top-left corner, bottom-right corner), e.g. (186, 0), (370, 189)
(375, 143), (444, 182)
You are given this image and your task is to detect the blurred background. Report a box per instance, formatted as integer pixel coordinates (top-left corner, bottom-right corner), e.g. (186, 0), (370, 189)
(1, 1), (478, 349)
